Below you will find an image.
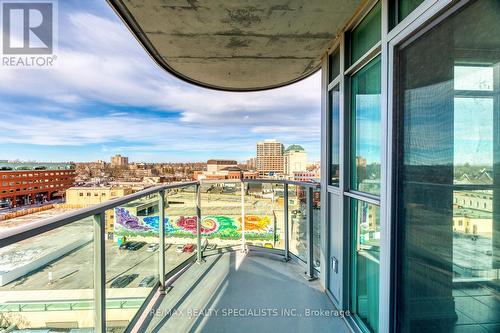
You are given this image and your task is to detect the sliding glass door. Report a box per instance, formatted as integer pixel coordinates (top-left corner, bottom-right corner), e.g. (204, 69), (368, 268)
(395, 1), (500, 331)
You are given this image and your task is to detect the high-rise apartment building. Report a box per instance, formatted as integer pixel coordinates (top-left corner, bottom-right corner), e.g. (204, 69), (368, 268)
(110, 154), (129, 166)
(283, 145), (308, 178)
(256, 140), (284, 177)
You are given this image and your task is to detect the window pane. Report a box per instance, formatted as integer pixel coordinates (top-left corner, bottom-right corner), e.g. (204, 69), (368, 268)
(350, 2), (381, 65)
(398, 0), (424, 22)
(329, 49), (341, 82)
(350, 199), (380, 332)
(330, 85), (340, 186)
(454, 66), (494, 91)
(396, 1), (500, 332)
(351, 56), (381, 195)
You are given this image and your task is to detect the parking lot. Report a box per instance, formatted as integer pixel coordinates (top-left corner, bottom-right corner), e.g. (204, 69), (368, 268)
(0, 237), (193, 292)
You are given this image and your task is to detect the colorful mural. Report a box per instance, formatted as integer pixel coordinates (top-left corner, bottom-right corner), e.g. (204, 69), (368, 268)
(114, 208), (276, 241)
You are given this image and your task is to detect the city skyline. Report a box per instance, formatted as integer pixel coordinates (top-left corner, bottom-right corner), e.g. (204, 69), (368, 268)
(0, 139), (320, 165)
(0, 0), (321, 163)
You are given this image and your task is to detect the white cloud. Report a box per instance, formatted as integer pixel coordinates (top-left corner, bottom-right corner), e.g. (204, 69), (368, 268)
(0, 6), (321, 160)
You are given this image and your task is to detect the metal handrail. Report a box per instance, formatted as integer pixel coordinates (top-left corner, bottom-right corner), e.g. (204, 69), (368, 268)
(0, 178), (321, 333)
(0, 179), (318, 248)
(0, 181), (198, 248)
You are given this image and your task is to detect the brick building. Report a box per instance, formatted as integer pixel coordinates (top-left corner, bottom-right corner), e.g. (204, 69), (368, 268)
(0, 163), (76, 208)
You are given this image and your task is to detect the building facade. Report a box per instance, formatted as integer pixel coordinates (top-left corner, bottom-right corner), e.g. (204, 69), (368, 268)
(319, 1), (500, 332)
(206, 159), (237, 173)
(283, 144), (308, 178)
(256, 140), (284, 177)
(292, 171), (320, 183)
(194, 160), (258, 181)
(110, 154), (129, 166)
(0, 163), (76, 207)
(66, 186), (134, 234)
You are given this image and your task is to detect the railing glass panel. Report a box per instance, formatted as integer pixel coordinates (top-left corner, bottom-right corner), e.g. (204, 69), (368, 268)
(244, 182), (285, 250)
(105, 192), (160, 332)
(164, 185), (198, 269)
(312, 187), (321, 271)
(287, 185), (308, 262)
(199, 181), (242, 251)
(0, 218), (95, 331)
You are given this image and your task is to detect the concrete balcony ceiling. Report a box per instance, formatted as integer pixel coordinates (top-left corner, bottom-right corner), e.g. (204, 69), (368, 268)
(107, 0), (361, 91)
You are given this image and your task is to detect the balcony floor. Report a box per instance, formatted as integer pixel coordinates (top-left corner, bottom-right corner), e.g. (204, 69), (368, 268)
(143, 250), (350, 333)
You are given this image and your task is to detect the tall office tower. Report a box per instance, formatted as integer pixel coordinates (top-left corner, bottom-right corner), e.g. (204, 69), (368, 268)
(256, 139), (284, 177)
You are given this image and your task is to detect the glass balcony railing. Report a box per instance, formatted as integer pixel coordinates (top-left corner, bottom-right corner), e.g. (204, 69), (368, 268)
(0, 179), (320, 332)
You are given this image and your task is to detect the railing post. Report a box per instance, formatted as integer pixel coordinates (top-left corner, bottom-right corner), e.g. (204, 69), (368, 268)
(196, 183), (203, 263)
(241, 181), (246, 252)
(305, 187), (315, 280)
(93, 212), (106, 333)
(158, 190), (166, 292)
(283, 183), (290, 261)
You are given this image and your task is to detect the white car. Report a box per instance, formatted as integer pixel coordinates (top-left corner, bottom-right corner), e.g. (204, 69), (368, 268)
(175, 244), (184, 253)
(146, 243), (159, 252)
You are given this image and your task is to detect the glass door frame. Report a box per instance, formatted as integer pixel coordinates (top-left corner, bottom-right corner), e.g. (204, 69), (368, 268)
(387, 0), (477, 332)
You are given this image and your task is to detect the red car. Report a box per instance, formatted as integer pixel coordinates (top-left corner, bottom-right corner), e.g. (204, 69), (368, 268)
(182, 244), (195, 253)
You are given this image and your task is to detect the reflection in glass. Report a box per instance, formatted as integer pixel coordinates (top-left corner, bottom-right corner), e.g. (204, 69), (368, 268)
(350, 199), (380, 333)
(351, 56), (381, 195)
(397, 0), (424, 23)
(454, 66), (494, 91)
(396, 1), (500, 331)
(330, 85), (340, 186)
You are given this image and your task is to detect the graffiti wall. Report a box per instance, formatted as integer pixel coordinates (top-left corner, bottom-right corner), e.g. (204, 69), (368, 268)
(114, 207), (276, 241)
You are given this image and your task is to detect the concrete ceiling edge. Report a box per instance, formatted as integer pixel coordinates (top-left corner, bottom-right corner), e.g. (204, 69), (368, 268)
(106, 0), (324, 92)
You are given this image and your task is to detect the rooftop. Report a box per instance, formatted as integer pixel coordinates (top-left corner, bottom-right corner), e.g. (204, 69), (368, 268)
(285, 144), (305, 153)
(0, 163), (75, 171)
(206, 160), (238, 165)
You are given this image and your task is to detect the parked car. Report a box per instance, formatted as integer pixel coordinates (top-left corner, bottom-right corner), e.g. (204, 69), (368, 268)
(128, 242), (146, 251)
(110, 274), (138, 288)
(183, 244), (195, 253)
(138, 275), (157, 288)
(175, 244), (184, 253)
(146, 243), (159, 252)
(264, 243), (273, 249)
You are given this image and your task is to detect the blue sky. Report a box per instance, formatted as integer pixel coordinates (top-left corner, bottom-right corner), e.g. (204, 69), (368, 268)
(0, 0), (321, 163)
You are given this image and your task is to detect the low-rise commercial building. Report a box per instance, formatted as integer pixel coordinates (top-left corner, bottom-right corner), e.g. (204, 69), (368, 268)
(194, 160), (258, 181)
(0, 163), (76, 208)
(65, 186), (134, 234)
